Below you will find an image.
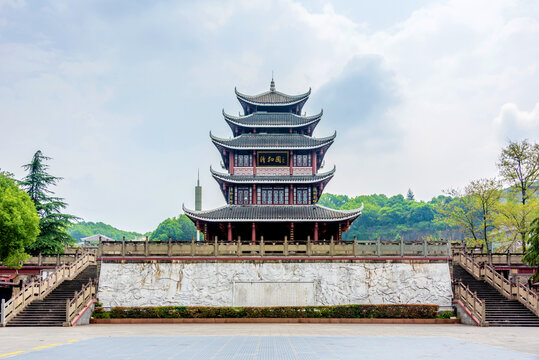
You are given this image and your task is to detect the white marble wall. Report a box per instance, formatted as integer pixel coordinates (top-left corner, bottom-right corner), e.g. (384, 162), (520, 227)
(98, 262), (452, 308)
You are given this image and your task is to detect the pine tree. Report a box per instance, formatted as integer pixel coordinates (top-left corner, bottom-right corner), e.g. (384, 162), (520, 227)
(20, 150), (79, 254)
(406, 188), (415, 201)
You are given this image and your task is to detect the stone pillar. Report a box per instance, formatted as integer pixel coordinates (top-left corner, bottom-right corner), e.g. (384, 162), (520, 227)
(284, 236), (289, 256)
(307, 235), (311, 256)
(145, 236), (149, 256)
(167, 236), (172, 256)
(423, 238), (428, 257)
(260, 236), (265, 256)
(376, 238), (381, 257)
(228, 222), (232, 242)
(314, 222), (319, 243)
(214, 236), (218, 256)
(400, 238), (404, 257)
(353, 236), (358, 256)
(190, 237), (195, 256)
(122, 236), (126, 256)
(251, 222), (256, 244)
(330, 236), (335, 256)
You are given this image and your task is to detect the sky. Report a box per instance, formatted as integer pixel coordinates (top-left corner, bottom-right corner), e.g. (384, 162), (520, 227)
(1, 0), (539, 233)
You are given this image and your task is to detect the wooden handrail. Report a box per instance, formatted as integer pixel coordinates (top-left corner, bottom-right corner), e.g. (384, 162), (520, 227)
(453, 248), (538, 318)
(1, 250), (96, 326)
(65, 279), (97, 326)
(454, 281), (487, 326)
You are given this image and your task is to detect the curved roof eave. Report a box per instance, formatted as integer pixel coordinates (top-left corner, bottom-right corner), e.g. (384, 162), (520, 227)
(234, 87), (311, 106)
(222, 110), (323, 128)
(183, 203), (363, 223)
(209, 132), (336, 151)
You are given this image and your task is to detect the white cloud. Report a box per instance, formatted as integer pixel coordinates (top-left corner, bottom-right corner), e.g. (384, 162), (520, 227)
(1, 0), (539, 231)
(494, 102), (539, 140)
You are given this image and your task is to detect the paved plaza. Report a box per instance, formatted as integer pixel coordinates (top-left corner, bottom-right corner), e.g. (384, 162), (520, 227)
(1, 324), (538, 359)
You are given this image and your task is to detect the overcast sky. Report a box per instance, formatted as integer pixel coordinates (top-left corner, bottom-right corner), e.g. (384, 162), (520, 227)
(1, 0), (539, 233)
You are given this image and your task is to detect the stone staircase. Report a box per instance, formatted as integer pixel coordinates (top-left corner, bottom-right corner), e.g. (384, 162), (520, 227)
(6, 265), (98, 327)
(453, 265), (539, 327)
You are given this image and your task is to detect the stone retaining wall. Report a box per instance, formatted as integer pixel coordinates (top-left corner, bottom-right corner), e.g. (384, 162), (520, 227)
(98, 262), (452, 309)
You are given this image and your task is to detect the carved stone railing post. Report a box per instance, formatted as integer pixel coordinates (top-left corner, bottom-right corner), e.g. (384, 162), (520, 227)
(307, 236), (312, 256)
(190, 237), (195, 256)
(260, 236), (264, 256)
(144, 236), (149, 256)
(376, 238), (381, 257)
(98, 236), (103, 257)
(1, 299), (5, 326)
(353, 236), (358, 256)
(238, 237), (242, 257)
(423, 239), (428, 257)
(167, 236), (172, 256)
(214, 236), (218, 256)
(329, 236), (334, 256)
(121, 236), (126, 256)
(400, 238), (404, 257)
(284, 236), (289, 256)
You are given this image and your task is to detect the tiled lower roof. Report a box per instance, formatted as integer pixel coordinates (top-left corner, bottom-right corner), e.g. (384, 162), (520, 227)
(183, 204), (362, 223)
(210, 132), (336, 150)
(223, 110), (322, 128)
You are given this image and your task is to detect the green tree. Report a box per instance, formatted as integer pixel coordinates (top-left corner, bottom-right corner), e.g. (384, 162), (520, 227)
(523, 217), (539, 283)
(0, 172), (40, 267)
(497, 139), (539, 250)
(406, 188), (415, 201)
(494, 191), (539, 251)
(150, 215), (197, 241)
(438, 179), (501, 248)
(20, 150), (79, 254)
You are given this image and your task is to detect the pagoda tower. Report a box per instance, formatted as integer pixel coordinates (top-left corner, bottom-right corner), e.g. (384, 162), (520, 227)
(184, 79), (362, 242)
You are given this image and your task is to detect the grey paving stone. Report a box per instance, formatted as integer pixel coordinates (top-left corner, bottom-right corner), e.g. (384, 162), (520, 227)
(8, 336), (537, 360)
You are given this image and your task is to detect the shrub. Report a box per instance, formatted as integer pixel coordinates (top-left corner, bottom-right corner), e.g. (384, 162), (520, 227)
(93, 304), (438, 319)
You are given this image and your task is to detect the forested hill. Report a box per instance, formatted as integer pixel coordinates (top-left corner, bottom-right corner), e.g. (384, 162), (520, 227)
(318, 193), (454, 240)
(69, 193), (456, 242)
(68, 221), (145, 241)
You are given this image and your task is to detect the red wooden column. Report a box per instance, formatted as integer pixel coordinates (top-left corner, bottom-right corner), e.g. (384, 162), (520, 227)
(251, 222), (256, 244)
(311, 151), (317, 174)
(289, 184), (293, 204)
(253, 151), (257, 175)
(229, 152), (234, 175)
(314, 222), (319, 243)
(289, 151), (293, 175)
(252, 184), (257, 204)
(227, 222), (232, 242)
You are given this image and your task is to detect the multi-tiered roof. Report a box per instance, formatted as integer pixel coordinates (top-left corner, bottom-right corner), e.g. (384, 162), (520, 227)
(184, 79), (362, 242)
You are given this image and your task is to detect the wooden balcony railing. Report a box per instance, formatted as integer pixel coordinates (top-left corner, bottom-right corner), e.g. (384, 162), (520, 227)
(65, 279), (97, 326)
(91, 237), (452, 258)
(0, 251), (96, 326)
(453, 281), (487, 326)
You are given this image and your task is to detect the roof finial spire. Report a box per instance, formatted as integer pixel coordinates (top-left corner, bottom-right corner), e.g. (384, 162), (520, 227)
(270, 71), (275, 92)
